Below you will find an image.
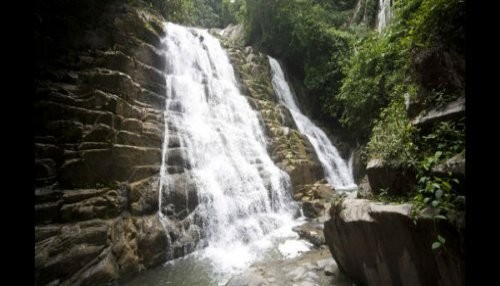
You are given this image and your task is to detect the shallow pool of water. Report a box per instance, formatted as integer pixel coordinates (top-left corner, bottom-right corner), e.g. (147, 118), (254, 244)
(124, 225), (312, 286)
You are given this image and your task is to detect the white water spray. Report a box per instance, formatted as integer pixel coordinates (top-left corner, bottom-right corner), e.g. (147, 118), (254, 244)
(377, 0), (392, 32)
(269, 57), (357, 192)
(159, 23), (302, 275)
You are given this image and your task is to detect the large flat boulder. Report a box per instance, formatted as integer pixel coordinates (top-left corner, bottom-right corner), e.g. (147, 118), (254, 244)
(324, 198), (464, 286)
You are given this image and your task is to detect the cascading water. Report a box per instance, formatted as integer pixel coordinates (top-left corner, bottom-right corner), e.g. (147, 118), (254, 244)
(377, 0), (392, 32)
(349, 0), (363, 26)
(157, 23), (303, 279)
(269, 57), (357, 192)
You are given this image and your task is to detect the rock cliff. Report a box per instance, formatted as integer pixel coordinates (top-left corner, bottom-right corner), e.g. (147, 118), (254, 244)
(34, 1), (185, 284)
(35, 2), (327, 285)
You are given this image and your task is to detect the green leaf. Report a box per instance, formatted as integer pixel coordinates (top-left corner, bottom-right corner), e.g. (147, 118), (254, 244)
(431, 200), (439, 207)
(435, 151), (442, 159)
(442, 181), (451, 191)
(432, 242), (441, 250)
(434, 215), (447, 220)
(423, 197), (430, 204)
(438, 235), (446, 244)
(435, 189), (443, 199)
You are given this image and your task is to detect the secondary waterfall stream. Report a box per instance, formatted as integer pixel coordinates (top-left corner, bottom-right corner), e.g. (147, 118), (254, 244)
(377, 0), (392, 32)
(269, 57), (356, 192)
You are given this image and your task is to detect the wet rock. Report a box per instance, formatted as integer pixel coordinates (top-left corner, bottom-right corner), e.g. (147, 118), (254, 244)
(78, 252), (119, 286)
(108, 215), (169, 279)
(82, 123), (115, 142)
(163, 173), (199, 218)
(35, 220), (111, 285)
(225, 44), (325, 190)
(166, 147), (191, 169)
(293, 222), (326, 247)
(286, 162), (325, 190)
(35, 1), (170, 284)
(294, 183), (335, 219)
(302, 200), (326, 218)
(135, 215), (170, 268)
(351, 147), (366, 182)
(366, 158), (416, 196)
(111, 145), (162, 181)
(226, 247), (352, 286)
(60, 188), (124, 222)
(128, 177), (159, 216)
(162, 203), (175, 216)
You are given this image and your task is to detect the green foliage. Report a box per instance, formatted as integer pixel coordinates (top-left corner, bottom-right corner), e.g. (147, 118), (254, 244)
(221, 0), (246, 27)
(190, 0), (222, 27)
(146, 0), (246, 28)
(147, 0), (194, 23)
(404, 0), (465, 52)
(334, 0), (464, 141)
(240, 0), (465, 220)
(412, 149), (464, 218)
(420, 119), (465, 158)
(371, 187), (412, 204)
(425, 89), (459, 110)
(336, 31), (410, 138)
(334, 0), (435, 140)
(302, 28), (353, 115)
(432, 234), (446, 250)
(366, 91), (417, 164)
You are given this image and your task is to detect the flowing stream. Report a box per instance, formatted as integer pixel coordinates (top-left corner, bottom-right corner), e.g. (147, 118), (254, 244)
(377, 0), (392, 32)
(269, 57), (356, 192)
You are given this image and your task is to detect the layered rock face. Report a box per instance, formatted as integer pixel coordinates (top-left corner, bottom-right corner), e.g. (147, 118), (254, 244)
(223, 43), (325, 189)
(34, 2), (327, 284)
(324, 199), (464, 286)
(34, 1), (174, 284)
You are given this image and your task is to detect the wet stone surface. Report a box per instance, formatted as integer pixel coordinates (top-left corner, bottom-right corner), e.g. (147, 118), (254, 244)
(226, 247), (353, 286)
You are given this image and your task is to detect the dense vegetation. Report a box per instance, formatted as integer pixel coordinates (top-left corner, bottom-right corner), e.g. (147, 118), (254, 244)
(146, 0), (244, 27)
(242, 0), (372, 126)
(352, 0), (465, 215)
(239, 0), (465, 215)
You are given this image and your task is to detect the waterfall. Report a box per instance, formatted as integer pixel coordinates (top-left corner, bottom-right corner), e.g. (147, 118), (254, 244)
(159, 23), (299, 274)
(377, 0), (392, 32)
(349, 0), (363, 26)
(269, 57), (356, 192)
